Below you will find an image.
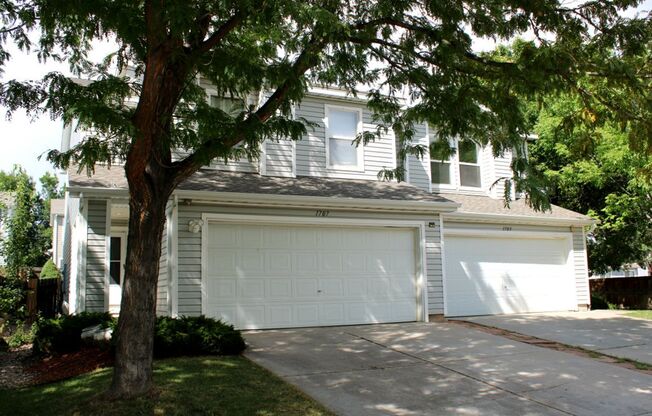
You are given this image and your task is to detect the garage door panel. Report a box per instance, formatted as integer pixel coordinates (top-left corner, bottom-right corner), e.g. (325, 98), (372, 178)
(445, 235), (576, 317)
(204, 223), (418, 329)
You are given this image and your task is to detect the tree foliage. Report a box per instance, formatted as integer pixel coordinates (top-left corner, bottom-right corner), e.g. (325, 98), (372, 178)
(1, 171), (49, 277)
(1, 0), (651, 397)
(529, 95), (652, 274)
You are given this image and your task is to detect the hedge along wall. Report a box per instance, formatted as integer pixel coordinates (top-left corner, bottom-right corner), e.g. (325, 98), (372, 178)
(590, 276), (652, 309)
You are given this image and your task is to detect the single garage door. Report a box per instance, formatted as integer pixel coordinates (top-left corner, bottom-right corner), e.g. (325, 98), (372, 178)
(203, 222), (418, 329)
(444, 234), (576, 316)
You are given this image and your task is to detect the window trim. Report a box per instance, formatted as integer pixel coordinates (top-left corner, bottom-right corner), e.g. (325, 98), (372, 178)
(429, 137), (483, 191)
(324, 104), (365, 172)
(457, 139), (483, 189)
(429, 137), (457, 190)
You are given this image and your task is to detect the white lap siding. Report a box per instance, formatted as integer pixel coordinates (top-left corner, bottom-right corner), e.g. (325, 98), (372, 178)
(85, 200), (108, 312)
(406, 123), (431, 192)
(175, 204), (445, 319)
(572, 227), (590, 307)
(156, 214), (169, 316)
(294, 96), (396, 180)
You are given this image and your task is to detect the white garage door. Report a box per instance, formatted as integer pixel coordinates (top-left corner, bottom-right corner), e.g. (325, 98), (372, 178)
(444, 235), (576, 316)
(203, 222), (418, 329)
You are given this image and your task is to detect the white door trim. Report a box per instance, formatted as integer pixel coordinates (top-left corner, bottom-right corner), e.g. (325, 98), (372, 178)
(200, 213), (428, 324)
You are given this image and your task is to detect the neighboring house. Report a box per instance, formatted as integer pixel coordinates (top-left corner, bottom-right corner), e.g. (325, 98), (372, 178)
(0, 191), (15, 266)
(59, 85), (594, 327)
(592, 264), (650, 279)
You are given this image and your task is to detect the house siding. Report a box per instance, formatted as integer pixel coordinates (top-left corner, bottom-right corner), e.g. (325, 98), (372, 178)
(572, 226), (590, 306)
(407, 123), (430, 192)
(85, 200), (108, 312)
(425, 217), (444, 314)
(157, 214), (169, 316)
(264, 140), (295, 177)
(294, 96), (395, 180)
(175, 203), (442, 318)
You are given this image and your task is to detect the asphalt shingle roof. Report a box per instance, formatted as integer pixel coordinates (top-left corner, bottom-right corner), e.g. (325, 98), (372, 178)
(443, 193), (592, 222)
(68, 165), (453, 203)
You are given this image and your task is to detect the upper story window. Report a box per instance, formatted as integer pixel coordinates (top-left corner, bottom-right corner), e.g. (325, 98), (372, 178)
(210, 96), (245, 115)
(325, 106), (364, 171)
(430, 137), (482, 189)
(458, 140), (481, 188)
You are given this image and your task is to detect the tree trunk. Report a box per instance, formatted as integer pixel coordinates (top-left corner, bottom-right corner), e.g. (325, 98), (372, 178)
(109, 176), (171, 398)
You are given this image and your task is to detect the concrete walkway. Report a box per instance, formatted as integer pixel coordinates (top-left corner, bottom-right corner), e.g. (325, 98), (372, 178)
(245, 322), (652, 416)
(461, 310), (652, 365)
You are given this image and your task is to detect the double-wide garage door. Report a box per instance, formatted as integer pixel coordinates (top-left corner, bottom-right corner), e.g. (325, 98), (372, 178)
(444, 234), (577, 316)
(203, 222), (419, 329)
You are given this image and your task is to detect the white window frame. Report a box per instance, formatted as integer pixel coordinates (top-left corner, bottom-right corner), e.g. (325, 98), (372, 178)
(428, 135), (483, 191)
(324, 104), (365, 172)
(457, 139), (483, 190)
(429, 136), (456, 190)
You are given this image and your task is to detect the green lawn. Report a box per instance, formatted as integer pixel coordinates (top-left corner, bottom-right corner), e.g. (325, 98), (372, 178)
(626, 310), (652, 320)
(0, 356), (333, 416)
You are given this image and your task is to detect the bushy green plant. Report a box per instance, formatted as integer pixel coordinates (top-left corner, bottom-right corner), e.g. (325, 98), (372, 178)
(33, 312), (115, 354)
(6, 321), (37, 348)
(154, 316), (245, 358)
(0, 276), (25, 319)
(591, 294), (617, 310)
(39, 259), (61, 279)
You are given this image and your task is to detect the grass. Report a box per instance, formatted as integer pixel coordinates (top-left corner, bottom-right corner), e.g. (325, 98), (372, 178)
(0, 356), (333, 416)
(625, 310), (652, 320)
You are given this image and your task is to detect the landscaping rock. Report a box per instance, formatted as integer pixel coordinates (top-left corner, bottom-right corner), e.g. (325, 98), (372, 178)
(80, 325), (112, 343)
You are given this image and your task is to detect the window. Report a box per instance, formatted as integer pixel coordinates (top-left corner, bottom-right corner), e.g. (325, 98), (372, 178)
(210, 95), (245, 116)
(429, 137), (482, 188)
(458, 140), (481, 187)
(109, 236), (122, 286)
(326, 107), (363, 170)
(430, 140), (453, 185)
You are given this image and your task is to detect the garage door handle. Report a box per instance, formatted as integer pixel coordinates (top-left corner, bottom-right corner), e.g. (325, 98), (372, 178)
(317, 290), (322, 293)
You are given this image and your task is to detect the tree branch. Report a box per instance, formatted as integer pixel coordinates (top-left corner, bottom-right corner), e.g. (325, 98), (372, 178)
(191, 12), (245, 55)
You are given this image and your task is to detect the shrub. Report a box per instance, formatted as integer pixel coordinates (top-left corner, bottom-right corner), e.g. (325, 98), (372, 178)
(0, 276), (25, 319)
(6, 321), (37, 348)
(39, 259), (61, 279)
(154, 316), (245, 358)
(33, 312), (115, 354)
(33, 313), (245, 357)
(591, 294), (616, 310)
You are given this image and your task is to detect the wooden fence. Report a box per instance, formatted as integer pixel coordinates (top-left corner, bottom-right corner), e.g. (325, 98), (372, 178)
(590, 276), (652, 309)
(26, 274), (62, 320)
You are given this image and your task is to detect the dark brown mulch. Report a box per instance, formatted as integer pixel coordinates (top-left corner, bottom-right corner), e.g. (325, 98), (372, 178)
(0, 346), (114, 389)
(26, 347), (114, 386)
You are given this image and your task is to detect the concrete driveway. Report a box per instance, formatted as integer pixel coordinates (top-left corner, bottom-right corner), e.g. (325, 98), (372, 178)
(461, 310), (652, 365)
(244, 322), (652, 416)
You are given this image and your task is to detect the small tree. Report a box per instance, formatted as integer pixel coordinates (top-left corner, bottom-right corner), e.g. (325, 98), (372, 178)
(1, 174), (49, 278)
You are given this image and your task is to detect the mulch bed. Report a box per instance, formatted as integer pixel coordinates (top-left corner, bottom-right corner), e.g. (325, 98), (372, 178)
(0, 346), (114, 389)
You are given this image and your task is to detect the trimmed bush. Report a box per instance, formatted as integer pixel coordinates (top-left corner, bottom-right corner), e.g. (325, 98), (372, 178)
(154, 316), (246, 358)
(33, 312), (115, 354)
(33, 313), (245, 357)
(39, 259), (61, 279)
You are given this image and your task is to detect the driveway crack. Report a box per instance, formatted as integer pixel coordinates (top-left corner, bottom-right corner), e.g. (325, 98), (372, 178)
(346, 331), (577, 416)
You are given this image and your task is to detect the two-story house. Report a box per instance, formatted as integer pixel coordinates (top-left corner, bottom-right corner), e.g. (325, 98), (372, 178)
(58, 85), (593, 328)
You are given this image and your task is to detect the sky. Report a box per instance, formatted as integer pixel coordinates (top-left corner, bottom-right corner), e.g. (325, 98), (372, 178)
(0, 2), (650, 186)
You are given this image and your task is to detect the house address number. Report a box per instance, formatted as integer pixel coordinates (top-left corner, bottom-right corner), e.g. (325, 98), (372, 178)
(502, 226), (512, 231)
(315, 210), (330, 217)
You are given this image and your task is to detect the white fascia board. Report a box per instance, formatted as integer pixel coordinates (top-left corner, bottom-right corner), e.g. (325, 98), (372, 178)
(443, 211), (596, 227)
(175, 189), (460, 214)
(67, 187), (129, 199)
